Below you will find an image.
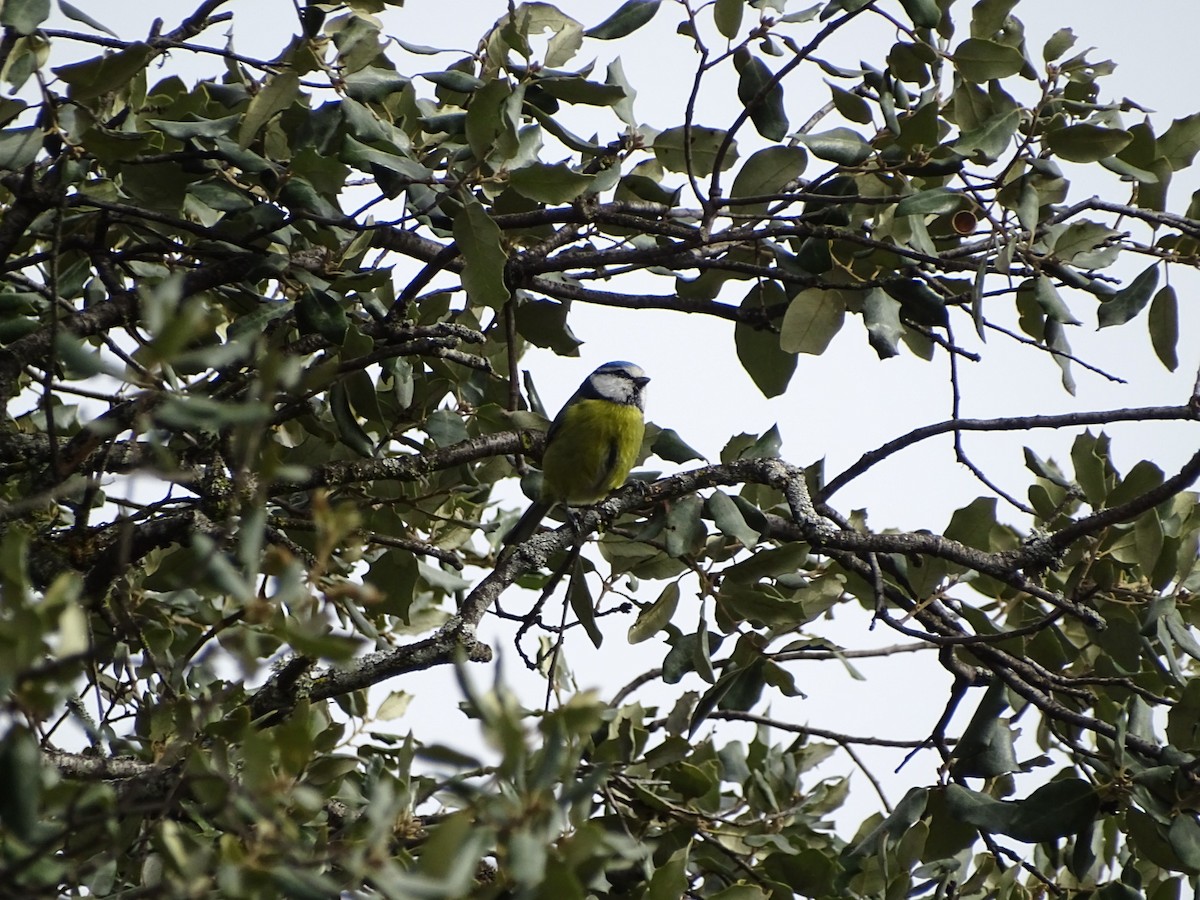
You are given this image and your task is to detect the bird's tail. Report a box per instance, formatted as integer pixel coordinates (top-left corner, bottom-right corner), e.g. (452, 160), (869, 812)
(502, 499), (553, 546)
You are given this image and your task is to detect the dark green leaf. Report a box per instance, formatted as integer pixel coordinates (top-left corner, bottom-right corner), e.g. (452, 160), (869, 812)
(729, 145), (807, 218)
(1169, 816), (1200, 873)
(628, 581), (680, 643)
(665, 494), (706, 558)
(706, 490), (760, 548)
(454, 199), (510, 309)
(1043, 27), (1077, 62)
(648, 847), (688, 900)
(53, 43), (154, 101)
(1005, 779), (1100, 843)
(863, 288), (902, 359)
(795, 127), (872, 165)
(945, 779), (1099, 843)
(513, 297), (582, 355)
(1098, 264), (1159, 328)
(509, 162), (595, 203)
(1034, 275), (1082, 325)
(714, 0), (743, 39)
(536, 76), (627, 106)
(0, 127), (41, 172)
(954, 108), (1020, 163)
(1149, 284), (1179, 371)
(584, 0), (661, 39)
(1046, 124), (1134, 163)
(894, 187), (963, 217)
(653, 125), (738, 177)
(734, 48), (789, 141)
(147, 115), (241, 140)
(295, 289), (349, 344)
(420, 70), (484, 92)
(330, 382), (376, 458)
(953, 38), (1026, 81)
(780, 288), (846, 355)
(950, 682), (1019, 778)
(1, 0), (48, 34)
(238, 71), (301, 147)
(1159, 113), (1200, 171)
(898, 0), (940, 27)
(829, 84), (872, 124)
(735, 281), (796, 397)
(652, 427), (704, 463)
(57, 1), (117, 38)
(0, 726), (41, 837)
(568, 557), (602, 648)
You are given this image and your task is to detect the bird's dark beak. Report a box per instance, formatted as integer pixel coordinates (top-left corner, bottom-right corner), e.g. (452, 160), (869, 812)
(634, 376), (650, 388)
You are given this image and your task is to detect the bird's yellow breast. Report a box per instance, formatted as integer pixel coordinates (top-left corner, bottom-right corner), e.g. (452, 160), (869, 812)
(540, 398), (644, 505)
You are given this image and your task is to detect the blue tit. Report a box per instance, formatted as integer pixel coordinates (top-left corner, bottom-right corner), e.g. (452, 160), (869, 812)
(504, 361), (650, 545)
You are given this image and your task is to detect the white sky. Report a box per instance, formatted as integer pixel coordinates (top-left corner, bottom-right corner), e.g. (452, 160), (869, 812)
(35, 0), (1200, 832)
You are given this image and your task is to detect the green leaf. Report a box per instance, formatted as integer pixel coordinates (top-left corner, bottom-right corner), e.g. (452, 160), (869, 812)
(1098, 264), (1159, 328)
(950, 682), (1019, 778)
(330, 381), (376, 458)
(1043, 27), (1077, 62)
(648, 847), (689, 900)
(1149, 284), (1179, 371)
(954, 108), (1020, 163)
(454, 198), (511, 309)
(708, 885), (770, 900)
(863, 288), (902, 359)
(781, 288), (846, 355)
(237, 71), (301, 148)
(970, 0), (1019, 37)
(535, 76), (627, 106)
(653, 125), (738, 177)
(714, 0), (743, 39)
(953, 38), (1026, 82)
(147, 115), (242, 140)
(735, 282), (796, 397)
(652, 427), (705, 463)
(734, 48), (788, 141)
(894, 187), (963, 217)
(513, 297), (582, 355)
(606, 57), (638, 126)
(53, 43), (154, 101)
(628, 581), (680, 643)
(665, 494), (706, 558)
(1046, 124), (1133, 163)
(465, 77), (513, 160)
(0, 726), (41, 838)
(829, 84), (872, 124)
(509, 162), (595, 203)
(419, 70), (484, 92)
(795, 127), (872, 165)
(0, 0), (49, 35)
(568, 557), (602, 648)
(1005, 779), (1100, 843)
(729, 145), (807, 218)
(0, 127), (41, 172)
(1158, 113), (1200, 171)
(945, 779), (1099, 843)
(706, 490), (760, 548)
(295, 288), (349, 344)
(897, 0), (940, 28)
(57, 1), (118, 38)
(1169, 815), (1200, 872)
(584, 0), (661, 39)
(1034, 275), (1082, 325)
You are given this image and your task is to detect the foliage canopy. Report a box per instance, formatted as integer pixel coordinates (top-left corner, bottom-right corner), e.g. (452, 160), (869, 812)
(2, 0), (1200, 897)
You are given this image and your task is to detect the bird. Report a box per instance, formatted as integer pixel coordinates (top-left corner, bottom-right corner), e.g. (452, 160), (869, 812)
(503, 360), (650, 546)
